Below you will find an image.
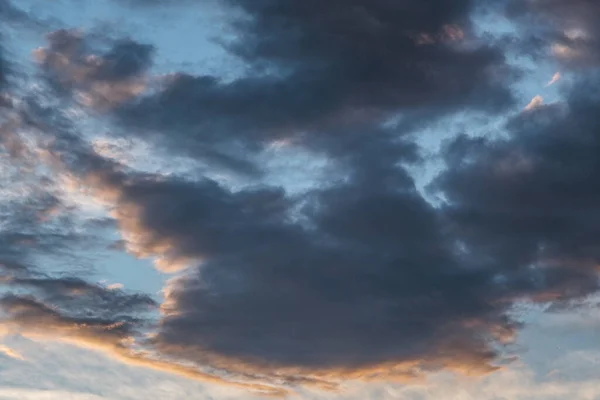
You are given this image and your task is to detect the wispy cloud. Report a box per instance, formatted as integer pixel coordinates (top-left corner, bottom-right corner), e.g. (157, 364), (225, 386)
(546, 72), (561, 86)
(0, 344), (25, 361)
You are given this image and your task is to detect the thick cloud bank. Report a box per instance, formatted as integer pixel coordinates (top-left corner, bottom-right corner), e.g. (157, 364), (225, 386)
(2, 0), (600, 396)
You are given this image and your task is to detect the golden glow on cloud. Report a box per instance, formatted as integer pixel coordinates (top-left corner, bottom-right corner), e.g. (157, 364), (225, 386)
(0, 299), (288, 397)
(0, 344), (25, 361)
(524, 95), (544, 111)
(32, 31), (148, 110)
(12, 141), (510, 394)
(413, 24), (465, 46)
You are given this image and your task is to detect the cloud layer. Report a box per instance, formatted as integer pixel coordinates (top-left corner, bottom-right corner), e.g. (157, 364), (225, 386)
(2, 0), (600, 397)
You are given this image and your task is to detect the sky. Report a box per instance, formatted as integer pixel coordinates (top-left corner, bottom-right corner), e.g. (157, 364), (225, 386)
(2, 0), (600, 399)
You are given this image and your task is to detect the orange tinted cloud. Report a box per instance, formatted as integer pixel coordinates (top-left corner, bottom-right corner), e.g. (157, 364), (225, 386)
(524, 95), (544, 111)
(33, 30), (150, 110)
(0, 344), (25, 361)
(0, 296), (287, 397)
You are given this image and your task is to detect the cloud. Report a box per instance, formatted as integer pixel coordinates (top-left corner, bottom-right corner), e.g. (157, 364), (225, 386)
(0, 273), (286, 396)
(0, 344), (25, 361)
(100, 0), (514, 169)
(431, 74), (600, 311)
(0, 124), (283, 394)
(507, 0), (600, 68)
(0, 0), (36, 25)
(0, 116), (287, 395)
(0, 193), (82, 268)
(0, 16), (12, 90)
(34, 29), (153, 110)
(35, 114), (597, 390)
(0, 295), (287, 397)
(0, 1), (52, 90)
(524, 95), (544, 111)
(0, 45), (7, 89)
(7, 276), (157, 317)
(6, 115), (501, 384)
(546, 72), (561, 86)
(6, 0), (594, 392)
(3, 0), (600, 396)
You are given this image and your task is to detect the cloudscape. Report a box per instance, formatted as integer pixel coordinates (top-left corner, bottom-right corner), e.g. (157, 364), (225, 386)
(2, 1), (600, 399)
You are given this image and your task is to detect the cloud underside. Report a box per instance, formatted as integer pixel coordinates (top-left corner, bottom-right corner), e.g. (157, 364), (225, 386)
(508, 0), (600, 68)
(1, 0), (600, 396)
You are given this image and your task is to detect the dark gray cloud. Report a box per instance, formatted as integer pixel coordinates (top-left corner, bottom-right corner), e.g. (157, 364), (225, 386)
(92, 39), (154, 81)
(0, 44), (7, 89)
(507, 0), (600, 68)
(0, 0), (46, 85)
(14, 0), (590, 389)
(5, 0), (600, 394)
(42, 127), (562, 384)
(8, 276), (156, 316)
(38, 29), (154, 79)
(0, 0), (32, 25)
(35, 29), (154, 109)
(0, 4), (10, 89)
(0, 289), (287, 396)
(0, 193), (78, 268)
(105, 0), (514, 165)
(0, 195), (155, 353)
(432, 75), (600, 308)
(120, 80), (600, 384)
(0, 294), (138, 340)
(33, 29), (264, 175)
(0, 128), (286, 395)
(0, 110), (156, 344)
(0, 280), (154, 341)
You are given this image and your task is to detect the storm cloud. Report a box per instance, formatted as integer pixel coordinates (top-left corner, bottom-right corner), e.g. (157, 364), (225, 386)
(41, 113), (594, 387)
(433, 75), (600, 306)
(507, 0), (600, 68)
(2, 0), (600, 396)
(107, 0), (514, 162)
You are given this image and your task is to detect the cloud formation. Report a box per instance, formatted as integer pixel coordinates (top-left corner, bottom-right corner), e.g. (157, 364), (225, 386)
(0, 200), (285, 396)
(2, 0), (600, 397)
(37, 108), (592, 390)
(0, 294), (286, 397)
(0, 46), (7, 89)
(432, 74), (600, 307)
(508, 0), (600, 68)
(34, 29), (153, 109)
(101, 0), (514, 169)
